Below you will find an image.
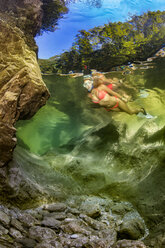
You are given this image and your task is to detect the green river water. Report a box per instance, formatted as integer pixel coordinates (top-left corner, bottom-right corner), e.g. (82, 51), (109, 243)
(14, 56), (165, 246)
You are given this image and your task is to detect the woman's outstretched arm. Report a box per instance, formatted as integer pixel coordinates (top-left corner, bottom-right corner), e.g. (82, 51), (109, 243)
(100, 84), (127, 102)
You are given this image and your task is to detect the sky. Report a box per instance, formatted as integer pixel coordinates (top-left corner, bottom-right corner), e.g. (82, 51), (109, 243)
(35, 0), (165, 59)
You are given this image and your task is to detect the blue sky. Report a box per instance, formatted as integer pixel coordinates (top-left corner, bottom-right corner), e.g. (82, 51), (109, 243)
(35, 0), (165, 59)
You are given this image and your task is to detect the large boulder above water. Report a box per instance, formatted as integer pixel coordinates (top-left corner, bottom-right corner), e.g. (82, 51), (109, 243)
(0, 5), (49, 166)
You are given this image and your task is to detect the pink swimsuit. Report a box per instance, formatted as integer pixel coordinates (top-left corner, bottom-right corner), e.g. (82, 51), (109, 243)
(92, 84), (119, 110)
(107, 83), (113, 90)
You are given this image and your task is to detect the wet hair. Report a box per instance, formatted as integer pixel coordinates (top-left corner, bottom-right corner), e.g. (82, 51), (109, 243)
(92, 72), (103, 77)
(93, 76), (103, 88)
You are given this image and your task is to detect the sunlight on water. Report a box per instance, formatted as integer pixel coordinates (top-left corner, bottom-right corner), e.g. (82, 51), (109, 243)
(16, 105), (69, 155)
(16, 75), (91, 155)
(14, 55), (165, 244)
(16, 57), (165, 156)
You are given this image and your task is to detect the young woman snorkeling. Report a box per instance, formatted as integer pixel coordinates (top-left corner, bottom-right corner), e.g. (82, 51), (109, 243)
(83, 76), (146, 115)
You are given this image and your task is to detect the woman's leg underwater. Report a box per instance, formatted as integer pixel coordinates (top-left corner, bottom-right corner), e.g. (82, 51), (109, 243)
(118, 99), (143, 115)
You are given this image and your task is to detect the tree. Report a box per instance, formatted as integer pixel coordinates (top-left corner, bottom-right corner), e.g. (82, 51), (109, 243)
(39, 0), (68, 34)
(38, 10), (165, 73)
(39, 0), (103, 34)
(64, 10), (165, 71)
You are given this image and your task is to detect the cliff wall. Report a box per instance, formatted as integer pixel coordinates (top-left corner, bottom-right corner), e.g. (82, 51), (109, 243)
(0, 0), (50, 166)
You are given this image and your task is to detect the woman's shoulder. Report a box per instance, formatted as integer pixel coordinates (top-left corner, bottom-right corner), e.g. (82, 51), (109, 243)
(98, 84), (107, 90)
(91, 88), (98, 93)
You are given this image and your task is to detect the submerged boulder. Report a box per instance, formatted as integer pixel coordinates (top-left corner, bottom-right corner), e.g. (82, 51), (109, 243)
(0, 197), (148, 248)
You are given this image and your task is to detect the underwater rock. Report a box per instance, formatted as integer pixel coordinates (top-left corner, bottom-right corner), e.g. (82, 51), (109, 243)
(16, 238), (37, 248)
(28, 226), (56, 242)
(10, 218), (25, 234)
(0, 210), (10, 227)
(41, 217), (61, 230)
(0, 122), (16, 167)
(0, 199), (147, 248)
(118, 216), (145, 240)
(0, 224), (8, 235)
(9, 227), (24, 240)
(35, 240), (63, 248)
(79, 200), (101, 219)
(43, 203), (67, 212)
(113, 239), (147, 248)
(17, 213), (39, 227)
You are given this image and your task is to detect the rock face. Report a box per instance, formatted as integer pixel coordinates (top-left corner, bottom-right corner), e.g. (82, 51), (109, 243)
(0, 0), (43, 38)
(0, 1), (49, 166)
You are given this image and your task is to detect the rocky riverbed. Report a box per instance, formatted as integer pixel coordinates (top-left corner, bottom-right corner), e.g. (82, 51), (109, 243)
(0, 196), (148, 248)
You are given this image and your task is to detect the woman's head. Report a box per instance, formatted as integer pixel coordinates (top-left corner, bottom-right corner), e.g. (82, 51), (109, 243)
(83, 79), (93, 92)
(92, 72), (105, 79)
(93, 76), (104, 88)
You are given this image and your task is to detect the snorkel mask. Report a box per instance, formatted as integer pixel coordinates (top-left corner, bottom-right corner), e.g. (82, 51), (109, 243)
(83, 79), (93, 92)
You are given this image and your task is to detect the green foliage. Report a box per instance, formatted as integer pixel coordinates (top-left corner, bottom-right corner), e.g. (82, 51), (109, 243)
(39, 58), (59, 74)
(38, 10), (165, 74)
(56, 10), (165, 72)
(40, 0), (68, 34)
(57, 49), (82, 73)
